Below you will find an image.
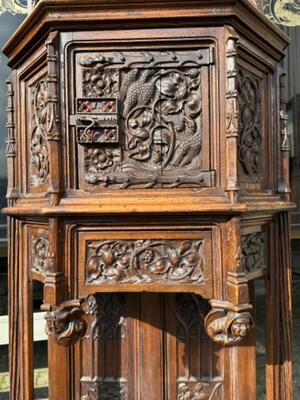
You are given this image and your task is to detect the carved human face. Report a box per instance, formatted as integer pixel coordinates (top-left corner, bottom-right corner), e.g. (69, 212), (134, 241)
(231, 316), (251, 337)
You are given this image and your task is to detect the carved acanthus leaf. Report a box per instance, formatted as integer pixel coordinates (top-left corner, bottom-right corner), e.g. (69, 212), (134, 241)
(204, 308), (254, 345)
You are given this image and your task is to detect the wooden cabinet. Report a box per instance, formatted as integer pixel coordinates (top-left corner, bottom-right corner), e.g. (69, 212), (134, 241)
(3, 0), (294, 399)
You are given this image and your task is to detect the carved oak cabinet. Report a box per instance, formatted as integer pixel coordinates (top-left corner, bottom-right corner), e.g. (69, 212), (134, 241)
(3, 0), (294, 399)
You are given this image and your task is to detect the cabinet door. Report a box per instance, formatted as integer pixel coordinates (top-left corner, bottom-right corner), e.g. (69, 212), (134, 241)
(69, 46), (215, 190)
(77, 293), (224, 400)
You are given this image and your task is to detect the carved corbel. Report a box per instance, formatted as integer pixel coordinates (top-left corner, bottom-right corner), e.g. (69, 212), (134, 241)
(43, 299), (87, 346)
(204, 307), (254, 345)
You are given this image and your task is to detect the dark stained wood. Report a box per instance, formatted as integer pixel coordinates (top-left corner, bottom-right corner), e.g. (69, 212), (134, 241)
(3, 0), (294, 399)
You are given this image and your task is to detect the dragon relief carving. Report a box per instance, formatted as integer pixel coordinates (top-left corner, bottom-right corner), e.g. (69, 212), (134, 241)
(237, 69), (263, 181)
(30, 79), (50, 187)
(31, 235), (54, 275)
(204, 308), (254, 345)
(85, 239), (204, 284)
(75, 49), (215, 188)
(241, 232), (265, 274)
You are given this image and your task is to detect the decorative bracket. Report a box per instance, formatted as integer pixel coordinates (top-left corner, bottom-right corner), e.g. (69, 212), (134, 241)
(204, 306), (254, 345)
(43, 299), (87, 346)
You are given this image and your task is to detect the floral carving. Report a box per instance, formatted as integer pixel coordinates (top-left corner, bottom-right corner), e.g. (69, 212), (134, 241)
(85, 239), (204, 284)
(31, 236), (54, 275)
(177, 381), (222, 400)
(45, 300), (87, 346)
(76, 49), (215, 188)
(81, 378), (128, 400)
(241, 232), (265, 274)
(237, 69), (262, 180)
(82, 68), (119, 98)
(204, 308), (254, 345)
(30, 79), (50, 187)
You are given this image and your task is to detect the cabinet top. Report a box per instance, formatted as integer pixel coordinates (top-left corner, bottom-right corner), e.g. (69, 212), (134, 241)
(3, 0), (289, 67)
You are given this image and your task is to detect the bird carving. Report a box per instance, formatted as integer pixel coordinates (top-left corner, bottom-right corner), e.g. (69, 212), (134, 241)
(170, 117), (202, 168)
(120, 69), (157, 118)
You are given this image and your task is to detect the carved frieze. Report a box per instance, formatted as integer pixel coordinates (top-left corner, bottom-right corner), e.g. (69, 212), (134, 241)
(30, 79), (50, 187)
(85, 239), (204, 284)
(237, 68), (263, 181)
(31, 235), (54, 275)
(204, 308), (254, 345)
(241, 232), (265, 274)
(73, 48), (215, 188)
(177, 381), (222, 400)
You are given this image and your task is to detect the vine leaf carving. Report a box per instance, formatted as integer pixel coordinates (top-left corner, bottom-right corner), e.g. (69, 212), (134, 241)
(241, 232), (265, 273)
(85, 239), (204, 284)
(237, 69), (263, 181)
(30, 79), (50, 187)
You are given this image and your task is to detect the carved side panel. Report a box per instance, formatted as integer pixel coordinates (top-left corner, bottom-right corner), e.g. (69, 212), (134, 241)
(29, 227), (53, 278)
(77, 294), (224, 399)
(72, 48), (215, 189)
(241, 232), (266, 275)
(29, 77), (50, 189)
(175, 294), (223, 399)
(80, 294), (128, 400)
(237, 67), (263, 183)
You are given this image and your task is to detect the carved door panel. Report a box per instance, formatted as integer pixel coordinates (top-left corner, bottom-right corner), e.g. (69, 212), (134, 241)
(76, 293), (224, 400)
(70, 47), (215, 190)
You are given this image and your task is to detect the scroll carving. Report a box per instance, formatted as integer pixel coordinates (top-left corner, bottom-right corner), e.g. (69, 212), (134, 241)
(30, 79), (50, 187)
(45, 300), (87, 346)
(237, 69), (263, 181)
(241, 232), (265, 274)
(74, 49), (215, 188)
(204, 308), (254, 345)
(31, 235), (54, 275)
(86, 239), (204, 284)
(177, 381), (222, 400)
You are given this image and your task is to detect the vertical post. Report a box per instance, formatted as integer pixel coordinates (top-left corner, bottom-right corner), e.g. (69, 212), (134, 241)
(225, 26), (240, 203)
(46, 31), (61, 206)
(266, 212), (293, 400)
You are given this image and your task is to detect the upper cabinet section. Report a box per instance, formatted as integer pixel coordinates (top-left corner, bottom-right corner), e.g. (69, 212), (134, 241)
(69, 46), (215, 190)
(3, 0), (293, 214)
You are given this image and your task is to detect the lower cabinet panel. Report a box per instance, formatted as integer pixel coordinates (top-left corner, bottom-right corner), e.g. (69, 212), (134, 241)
(77, 293), (224, 400)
